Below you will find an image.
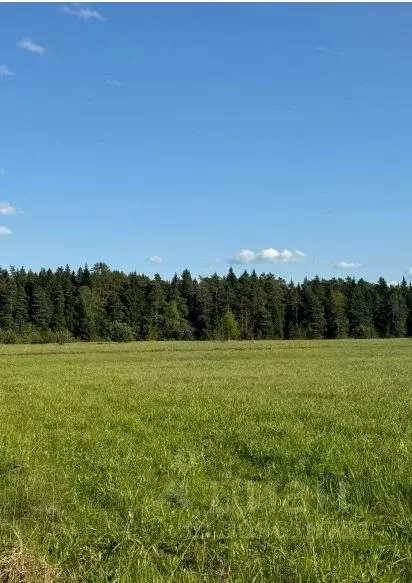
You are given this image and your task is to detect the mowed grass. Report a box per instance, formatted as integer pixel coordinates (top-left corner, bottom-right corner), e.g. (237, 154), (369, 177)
(0, 340), (412, 582)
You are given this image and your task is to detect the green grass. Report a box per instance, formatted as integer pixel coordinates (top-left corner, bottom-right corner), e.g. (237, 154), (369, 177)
(1, 340), (412, 582)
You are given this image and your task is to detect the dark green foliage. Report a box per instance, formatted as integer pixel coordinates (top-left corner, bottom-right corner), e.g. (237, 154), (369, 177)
(163, 300), (193, 340)
(31, 285), (52, 330)
(73, 286), (95, 341)
(388, 288), (408, 338)
(325, 285), (348, 339)
(13, 284), (29, 328)
(50, 282), (66, 331)
(374, 278), (390, 338)
(0, 271), (14, 330)
(109, 321), (135, 343)
(0, 264), (412, 342)
(347, 279), (375, 339)
(301, 280), (326, 339)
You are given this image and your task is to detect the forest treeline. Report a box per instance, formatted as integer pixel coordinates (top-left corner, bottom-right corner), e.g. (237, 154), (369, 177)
(0, 262), (411, 343)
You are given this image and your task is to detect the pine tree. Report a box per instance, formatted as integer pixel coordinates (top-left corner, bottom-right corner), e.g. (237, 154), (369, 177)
(209, 274), (226, 336)
(254, 282), (272, 339)
(73, 287), (95, 340)
(31, 286), (52, 330)
(263, 275), (286, 339)
(0, 273), (14, 330)
(0, 263), (411, 344)
(255, 304), (274, 339)
(400, 278), (412, 337)
(284, 282), (302, 339)
(238, 271), (252, 339)
(348, 281), (375, 338)
(122, 274), (150, 339)
(225, 267), (238, 312)
(388, 288), (407, 338)
(326, 285), (348, 339)
(374, 278), (390, 338)
(13, 285), (28, 328)
(301, 282), (326, 339)
(196, 277), (214, 339)
(51, 282), (67, 331)
(62, 266), (77, 333)
(147, 275), (168, 340)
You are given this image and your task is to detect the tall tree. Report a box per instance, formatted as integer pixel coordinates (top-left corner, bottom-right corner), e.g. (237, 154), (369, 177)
(325, 285), (348, 339)
(50, 280), (67, 331)
(13, 285), (28, 328)
(218, 310), (240, 341)
(0, 263), (411, 343)
(31, 285), (52, 330)
(284, 282), (302, 339)
(374, 278), (390, 338)
(348, 280), (375, 339)
(73, 286), (95, 340)
(301, 282), (326, 339)
(388, 288), (407, 338)
(163, 300), (193, 340)
(0, 272), (14, 330)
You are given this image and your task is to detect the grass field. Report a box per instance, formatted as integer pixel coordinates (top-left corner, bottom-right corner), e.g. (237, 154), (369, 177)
(0, 340), (412, 582)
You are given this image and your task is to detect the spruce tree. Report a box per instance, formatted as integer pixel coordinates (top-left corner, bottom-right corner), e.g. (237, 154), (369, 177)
(326, 286), (348, 339)
(388, 288), (407, 338)
(0, 274), (14, 330)
(13, 285), (28, 328)
(31, 286), (51, 330)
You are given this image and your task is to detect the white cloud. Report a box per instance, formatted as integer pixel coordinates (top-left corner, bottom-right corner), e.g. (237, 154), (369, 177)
(230, 248), (306, 265)
(388, 281), (398, 287)
(17, 37), (46, 55)
(0, 169), (5, 177)
(0, 202), (20, 216)
(0, 65), (14, 77)
(149, 256), (163, 265)
(232, 249), (255, 264)
(294, 249), (306, 258)
(63, 4), (106, 21)
(333, 261), (363, 270)
(106, 79), (123, 87)
(0, 226), (12, 237)
(407, 267), (412, 278)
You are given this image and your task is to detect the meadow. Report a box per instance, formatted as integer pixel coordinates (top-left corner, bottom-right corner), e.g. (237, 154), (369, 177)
(0, 339), (412, 582)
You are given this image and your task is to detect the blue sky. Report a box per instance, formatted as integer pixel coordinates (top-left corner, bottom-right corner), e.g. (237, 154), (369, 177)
(1, 3), (411, 282)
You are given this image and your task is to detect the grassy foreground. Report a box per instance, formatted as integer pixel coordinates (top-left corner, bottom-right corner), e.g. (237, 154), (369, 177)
(0, 340), (412, 582)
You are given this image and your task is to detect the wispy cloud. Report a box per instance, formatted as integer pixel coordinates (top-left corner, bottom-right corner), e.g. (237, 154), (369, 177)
(0, 226), (12, 237)
(0, 202), (20, 216)
(149, 256), (163, 265)
(206, 257), (220, 267)
(0, 169), (5, 177)
(63, 4), (106, 21)
(333, 261), (363, 270)
(407, 267), (412, 279)
(105, 79), (123, 87)
(315, 45), (346, 57)
(0, 65), (14, 77)
(230, 248), (305, 265)
(17, 37), (46, 55)
(388, 281), (398, 287)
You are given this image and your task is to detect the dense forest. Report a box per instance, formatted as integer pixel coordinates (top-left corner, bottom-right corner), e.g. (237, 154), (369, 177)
(0, 263), (411, 343)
